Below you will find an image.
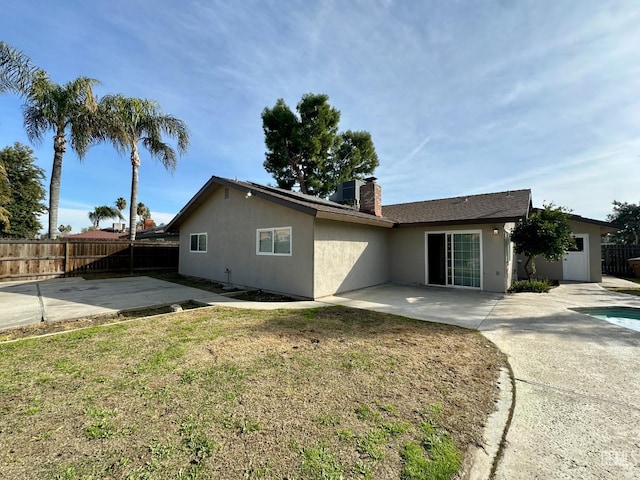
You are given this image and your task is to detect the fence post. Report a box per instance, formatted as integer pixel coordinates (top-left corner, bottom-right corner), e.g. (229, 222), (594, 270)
(64, 242), (70, 276)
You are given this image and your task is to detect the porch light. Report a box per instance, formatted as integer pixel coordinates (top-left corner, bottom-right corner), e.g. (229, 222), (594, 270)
(493, 227), (499, 235)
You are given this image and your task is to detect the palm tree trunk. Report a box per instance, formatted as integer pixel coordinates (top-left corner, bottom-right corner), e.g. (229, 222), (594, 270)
(128, 146), (140, 241)
(48, 128), (66, 239)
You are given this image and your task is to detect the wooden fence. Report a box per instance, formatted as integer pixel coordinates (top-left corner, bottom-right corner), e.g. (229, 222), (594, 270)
(0, 240), (179, 281)
(601, 244), (640, 277)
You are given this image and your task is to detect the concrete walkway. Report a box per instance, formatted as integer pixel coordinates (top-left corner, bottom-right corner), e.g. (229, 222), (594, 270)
(480, 282), (640, 479)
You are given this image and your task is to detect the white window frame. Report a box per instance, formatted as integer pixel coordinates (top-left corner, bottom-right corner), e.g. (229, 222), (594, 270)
(256, 226), (292, 256)
(189, 232), (207, 253)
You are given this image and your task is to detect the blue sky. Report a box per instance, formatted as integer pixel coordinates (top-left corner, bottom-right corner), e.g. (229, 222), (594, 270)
(1, 0), (639, 234)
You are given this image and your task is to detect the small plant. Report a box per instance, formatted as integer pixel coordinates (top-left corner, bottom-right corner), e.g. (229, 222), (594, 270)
(236, 418), (261, 434)
(85, 407), (118, 439)
(178, 416), (216, 465)
(181, 369), (200, 384)
(315, 414), (341, 427)
(508, 279), (552, 293)
(355, 404), (381, 423)
(336, 428), (354, 442)
(300, 445), (344, 480)
(400, 420), (461, 480)
(351, 461), (373, 479)
(382, 421), (411, 437)
(355, 429), (389, 461)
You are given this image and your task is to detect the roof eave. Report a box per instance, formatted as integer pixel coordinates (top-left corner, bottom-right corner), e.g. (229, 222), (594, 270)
(394, 215), (526, 228)
(315, 210), (395, 227)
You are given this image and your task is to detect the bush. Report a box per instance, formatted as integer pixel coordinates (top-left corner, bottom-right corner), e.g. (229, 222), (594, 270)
(508, 279), (552, 293)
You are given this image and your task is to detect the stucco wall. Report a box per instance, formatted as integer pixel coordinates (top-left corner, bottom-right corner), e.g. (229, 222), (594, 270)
(521, 219), (603, 282)
(178, 186), (315, 298)
(313, 219), (389, 298)
(504, 222), (517, 290)
(389, 223), (510, 293)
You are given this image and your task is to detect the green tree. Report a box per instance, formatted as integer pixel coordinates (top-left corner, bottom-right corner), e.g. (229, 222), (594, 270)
(0, 161), (10, 228)
(0, 143), (46, 238)
(606, 201), (640, 244)
(97, 95), (189, 240)
(261, 93), (379, 197)
(511, 204), (575, 280)
(23, 75), (100, 238)
(58, 224), (72, 236)
(88, 205), (123, 229)
(0, 40), (43, 95)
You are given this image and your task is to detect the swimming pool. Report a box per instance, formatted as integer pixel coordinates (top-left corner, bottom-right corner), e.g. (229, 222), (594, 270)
(572, 306), (640, 333)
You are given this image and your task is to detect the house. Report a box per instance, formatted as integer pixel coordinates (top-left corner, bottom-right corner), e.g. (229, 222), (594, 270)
(166, 175), (615, 299)
(64, 229), (127, 240)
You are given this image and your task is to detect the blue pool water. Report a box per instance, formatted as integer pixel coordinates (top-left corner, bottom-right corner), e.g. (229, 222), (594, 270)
(572, 307), (640, 333)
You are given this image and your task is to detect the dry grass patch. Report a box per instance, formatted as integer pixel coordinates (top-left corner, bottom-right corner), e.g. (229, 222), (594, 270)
(0, 306), (505, 479)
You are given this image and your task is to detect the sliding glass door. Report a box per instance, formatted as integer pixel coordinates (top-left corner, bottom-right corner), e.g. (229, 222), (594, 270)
(426, 231), (482, 289)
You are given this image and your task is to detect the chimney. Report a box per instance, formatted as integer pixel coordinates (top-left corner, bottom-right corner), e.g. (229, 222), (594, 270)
(359, 177), (382, 217)
(143, 218), (156, 229)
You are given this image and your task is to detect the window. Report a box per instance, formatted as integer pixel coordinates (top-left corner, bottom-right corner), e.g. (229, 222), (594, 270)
(568, 236), (584, 252)
(189, 233), (207, 252)
(257, 227), (291, 255)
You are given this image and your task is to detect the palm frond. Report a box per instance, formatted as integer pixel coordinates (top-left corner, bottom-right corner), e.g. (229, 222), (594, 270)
(0, 41), (46, 95)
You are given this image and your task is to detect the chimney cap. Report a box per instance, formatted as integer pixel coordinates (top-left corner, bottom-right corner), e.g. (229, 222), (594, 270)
(364, 176), (377, 183)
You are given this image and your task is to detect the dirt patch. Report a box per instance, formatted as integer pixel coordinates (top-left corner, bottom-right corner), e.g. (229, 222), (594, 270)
(231, 290), (294, 302)
(0, 306), (506, 479)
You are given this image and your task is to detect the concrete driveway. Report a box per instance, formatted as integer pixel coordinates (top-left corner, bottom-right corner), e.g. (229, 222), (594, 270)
(0, 276), (324, 331)
(322, 280), (640, 479)
(0, 276), (225, 330)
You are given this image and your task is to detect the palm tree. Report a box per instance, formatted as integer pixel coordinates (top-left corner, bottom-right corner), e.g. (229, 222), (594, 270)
(22, 75), (100, 238)
(136, 202), (150, 226)
(98, 94), (189, 240)
(115, 196), (127, 212)
(115, 197), (127, 230)
(0, 40), (43, 95)
(88, 205), (123, 229)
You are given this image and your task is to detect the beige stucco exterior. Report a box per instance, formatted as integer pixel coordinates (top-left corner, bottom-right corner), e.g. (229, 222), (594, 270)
(172, 179), (541, 297)
(313, 219), (389, 297)
(178, 186), (315, 298)
(519, 219), (604, 282)
(389, 223), (515, 293)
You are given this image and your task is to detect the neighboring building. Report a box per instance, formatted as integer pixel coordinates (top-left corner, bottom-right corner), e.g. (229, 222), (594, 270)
(135, 225), (179, 242)
(65, 229), (127, 240)
(166, 176), (614, 299)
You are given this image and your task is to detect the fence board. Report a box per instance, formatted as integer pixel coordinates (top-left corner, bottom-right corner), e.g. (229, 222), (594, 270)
(601, 244), (640, 277)
(0, 240), (178, 281)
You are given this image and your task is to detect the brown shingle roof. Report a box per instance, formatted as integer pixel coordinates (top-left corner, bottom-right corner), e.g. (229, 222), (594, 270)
(382, 189), (531, 226)
(65, 230), (127, 240)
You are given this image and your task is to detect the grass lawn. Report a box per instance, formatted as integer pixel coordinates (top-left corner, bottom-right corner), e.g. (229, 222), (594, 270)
(0, 306), (505, 479)
(604, 277), (640, 297)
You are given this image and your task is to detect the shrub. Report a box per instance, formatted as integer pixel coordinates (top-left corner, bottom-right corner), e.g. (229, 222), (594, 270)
(508, 279), (552, 293)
